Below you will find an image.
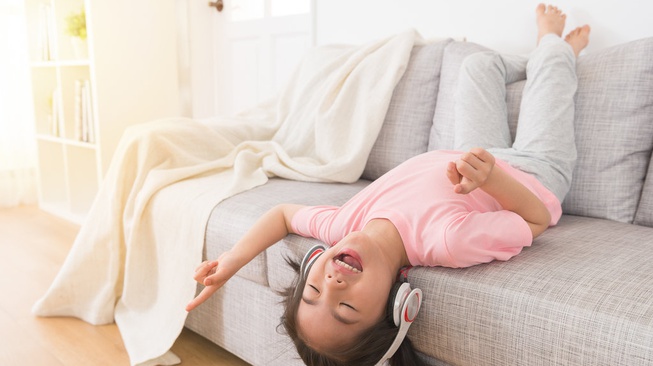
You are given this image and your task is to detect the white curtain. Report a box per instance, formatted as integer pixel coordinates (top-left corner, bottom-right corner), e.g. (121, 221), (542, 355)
(0, 0), (37, 207)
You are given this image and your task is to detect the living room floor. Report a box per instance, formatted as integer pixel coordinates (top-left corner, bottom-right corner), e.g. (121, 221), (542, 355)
(0, 206), (250, 366)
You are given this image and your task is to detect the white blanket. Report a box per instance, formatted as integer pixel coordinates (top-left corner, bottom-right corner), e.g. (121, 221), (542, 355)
(32, 30), (420, 365)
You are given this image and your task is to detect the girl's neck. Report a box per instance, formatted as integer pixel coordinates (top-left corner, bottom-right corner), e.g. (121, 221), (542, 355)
(362, 219), (411, 273)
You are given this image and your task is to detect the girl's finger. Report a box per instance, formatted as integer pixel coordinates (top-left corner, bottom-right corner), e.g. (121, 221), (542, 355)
(186, 285), (219, 312)
(193, 260), (218, 280)
(194, 260), (210, 272)
(460, 151), (483, 171)
(446, 161), (461, 185)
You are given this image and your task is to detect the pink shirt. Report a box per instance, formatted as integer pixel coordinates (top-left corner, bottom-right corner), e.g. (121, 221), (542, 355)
(291, 150), (562, 268)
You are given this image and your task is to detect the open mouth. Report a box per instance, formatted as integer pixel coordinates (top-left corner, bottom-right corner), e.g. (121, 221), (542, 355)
(334, 252), (363, 273)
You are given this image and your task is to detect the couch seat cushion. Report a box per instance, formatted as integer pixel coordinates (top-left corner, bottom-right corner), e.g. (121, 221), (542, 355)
(407, 215), (653, 365)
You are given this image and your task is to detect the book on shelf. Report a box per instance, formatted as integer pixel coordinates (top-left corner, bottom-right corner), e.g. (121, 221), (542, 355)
(38, 3), (56, 61)
(74, 79), (95, 143)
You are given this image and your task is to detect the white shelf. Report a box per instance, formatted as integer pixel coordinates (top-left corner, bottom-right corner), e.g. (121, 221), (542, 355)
(36, 133), (97, 148)
(26, 0), (180, 222)
(32, 59), (90, 68)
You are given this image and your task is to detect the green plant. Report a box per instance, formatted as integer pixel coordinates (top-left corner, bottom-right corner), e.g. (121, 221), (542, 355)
(65, 8), (86, 40)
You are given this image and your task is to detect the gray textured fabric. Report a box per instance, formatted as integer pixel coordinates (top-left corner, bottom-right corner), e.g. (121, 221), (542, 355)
(428, 41), (490, 151)
(505, 80), (526, 141)
(186, 275), (305, 366)
(204, 178), (368, 286)
(561, 37), (653, 222)
(635, 154), (653, 227)
(406, 215), (653, 366)
(362, 39), (452, 180)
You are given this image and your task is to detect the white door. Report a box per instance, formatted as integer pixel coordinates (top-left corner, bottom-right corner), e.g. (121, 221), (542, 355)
(180, 0), (314, 118)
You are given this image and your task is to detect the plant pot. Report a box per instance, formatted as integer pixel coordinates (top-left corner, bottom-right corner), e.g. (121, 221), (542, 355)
(71, 37), (88, 59)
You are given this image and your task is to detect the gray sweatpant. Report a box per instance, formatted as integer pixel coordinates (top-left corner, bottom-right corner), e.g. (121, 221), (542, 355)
(453, 34), (578, 202)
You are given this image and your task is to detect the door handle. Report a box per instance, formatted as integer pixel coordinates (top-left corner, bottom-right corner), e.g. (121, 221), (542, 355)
(208, 0), (224, 12)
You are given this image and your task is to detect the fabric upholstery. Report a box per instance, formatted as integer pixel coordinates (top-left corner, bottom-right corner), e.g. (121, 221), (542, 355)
(561, 37), (653, 223)
(635, 154), (653, 227)
(363, 39), (452, 180)
(186, 275), (303, 366)
(406, 215), (653, 365)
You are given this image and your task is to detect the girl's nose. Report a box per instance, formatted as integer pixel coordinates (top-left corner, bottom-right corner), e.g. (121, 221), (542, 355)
(325, 273), (346, 289)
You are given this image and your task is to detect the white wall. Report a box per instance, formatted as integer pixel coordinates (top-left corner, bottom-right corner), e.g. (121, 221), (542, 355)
(315, 0), (653, 55)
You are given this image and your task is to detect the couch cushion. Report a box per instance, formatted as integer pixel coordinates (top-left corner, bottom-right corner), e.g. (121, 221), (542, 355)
(635, 154), (653, 227)
(406, 215), (653, 365)
(204, 178), (368, 287)
(428, 38), (653, 223)
(561, 37), (653, 223)
(428, 41), (490, 150)
(362, 39), (452, 181)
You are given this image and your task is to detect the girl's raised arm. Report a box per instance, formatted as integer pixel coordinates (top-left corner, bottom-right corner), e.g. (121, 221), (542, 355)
(186, 203), (305, 311)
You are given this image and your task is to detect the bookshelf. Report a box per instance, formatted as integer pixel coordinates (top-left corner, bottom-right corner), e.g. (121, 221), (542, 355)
(25, 0), (180, 223)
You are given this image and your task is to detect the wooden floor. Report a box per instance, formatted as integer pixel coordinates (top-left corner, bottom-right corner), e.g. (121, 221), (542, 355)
(0, 205), (250, 366)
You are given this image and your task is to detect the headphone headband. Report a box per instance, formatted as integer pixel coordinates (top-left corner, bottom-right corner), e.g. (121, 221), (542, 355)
(375, 287), (422, 366)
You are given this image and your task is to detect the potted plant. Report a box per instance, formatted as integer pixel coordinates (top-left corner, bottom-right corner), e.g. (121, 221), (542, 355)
(65, 8), (87, 59)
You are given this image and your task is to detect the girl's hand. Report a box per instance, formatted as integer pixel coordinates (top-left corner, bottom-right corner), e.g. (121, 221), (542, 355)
(446, 147), (496, 194)
(185, 252), (239, 312)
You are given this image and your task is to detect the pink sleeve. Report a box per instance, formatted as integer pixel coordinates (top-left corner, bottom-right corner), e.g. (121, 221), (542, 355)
(442, 210), (533, 268)
(291, 205), (340, 245)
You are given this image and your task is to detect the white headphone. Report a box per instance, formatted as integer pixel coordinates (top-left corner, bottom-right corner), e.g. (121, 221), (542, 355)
(299, 244), (423, 366)
(375, 282), (422, 366)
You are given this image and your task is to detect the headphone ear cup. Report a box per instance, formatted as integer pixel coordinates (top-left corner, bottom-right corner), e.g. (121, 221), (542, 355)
(387, 282), (411, 327)
(386, 283), (403, 325)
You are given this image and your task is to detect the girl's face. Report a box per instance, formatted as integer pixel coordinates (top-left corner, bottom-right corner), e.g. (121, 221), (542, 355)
(296, 231), (396, 352)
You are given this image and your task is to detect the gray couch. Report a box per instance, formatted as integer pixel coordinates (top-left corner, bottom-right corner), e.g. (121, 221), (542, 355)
(185, 37), (653, 365)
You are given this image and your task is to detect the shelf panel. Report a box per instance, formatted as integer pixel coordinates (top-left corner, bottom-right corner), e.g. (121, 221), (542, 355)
(36, 133), (97, 149)
(35, 139), (68, 209)
(32, 59), (90, 68)
(26, 0), (180, 224)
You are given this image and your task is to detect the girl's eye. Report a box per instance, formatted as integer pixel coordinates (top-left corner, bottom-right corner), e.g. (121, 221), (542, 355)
(341, 302), (355, 311)
(309, 285), (319, 293)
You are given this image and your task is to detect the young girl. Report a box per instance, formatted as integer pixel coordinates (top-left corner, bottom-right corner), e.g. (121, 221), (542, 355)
(186, 4), (591, 365)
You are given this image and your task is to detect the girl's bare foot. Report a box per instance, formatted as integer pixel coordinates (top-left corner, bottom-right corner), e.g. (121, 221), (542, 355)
(536, 3), (566, 44)
(565, 25), (591, 57)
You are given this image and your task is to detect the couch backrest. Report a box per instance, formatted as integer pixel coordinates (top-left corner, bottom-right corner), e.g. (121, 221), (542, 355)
(635, 155), (653, 227)
(370, 36), (653, 226)
(362, 38), (452, 181)
(563, 37), (653, 224)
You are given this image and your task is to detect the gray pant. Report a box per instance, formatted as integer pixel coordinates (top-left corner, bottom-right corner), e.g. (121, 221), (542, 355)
(454, 34), (578, 202)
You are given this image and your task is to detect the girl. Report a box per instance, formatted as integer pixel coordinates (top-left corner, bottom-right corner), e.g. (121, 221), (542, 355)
(187, 4), (590, 366)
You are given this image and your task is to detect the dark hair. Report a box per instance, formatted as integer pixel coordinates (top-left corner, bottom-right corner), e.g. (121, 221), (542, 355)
(277, 256), (427, 366)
